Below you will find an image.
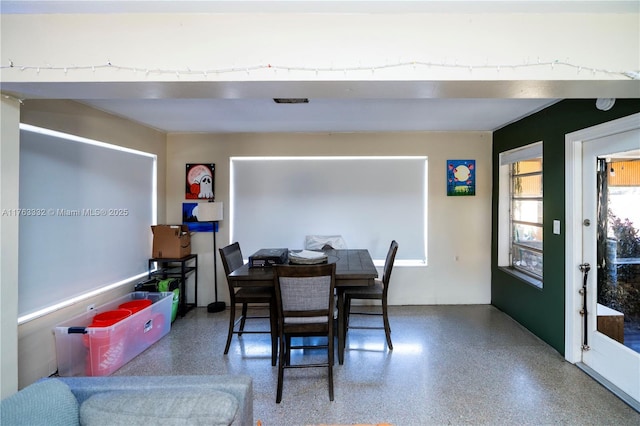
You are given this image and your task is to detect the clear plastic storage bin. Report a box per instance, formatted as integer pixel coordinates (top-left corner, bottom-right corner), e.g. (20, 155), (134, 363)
(54, 291), (173, 376)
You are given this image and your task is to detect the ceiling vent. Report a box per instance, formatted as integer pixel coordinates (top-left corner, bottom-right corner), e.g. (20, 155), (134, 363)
(273, 98), (309, 104)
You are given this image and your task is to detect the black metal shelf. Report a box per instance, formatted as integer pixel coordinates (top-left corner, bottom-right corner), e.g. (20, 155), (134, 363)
(148, 254), (198, 317)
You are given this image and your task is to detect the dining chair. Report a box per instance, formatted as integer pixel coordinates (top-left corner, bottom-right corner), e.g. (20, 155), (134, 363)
(344, 240), (398, 350)
(273, 263), (337, 403)
(219, 242), (278, 366)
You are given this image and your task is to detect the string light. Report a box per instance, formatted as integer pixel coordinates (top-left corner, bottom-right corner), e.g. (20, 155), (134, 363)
(0, 59), (637, 79)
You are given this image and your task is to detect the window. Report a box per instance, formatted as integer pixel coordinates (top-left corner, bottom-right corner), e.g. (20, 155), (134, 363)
(498, 142), (543, 286)
(18, 124), (157, 322)
(231, 156), (427, 264)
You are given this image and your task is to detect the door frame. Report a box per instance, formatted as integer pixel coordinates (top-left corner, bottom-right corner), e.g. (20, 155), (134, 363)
(565, 112), (640, 364)
(565, 113), (640, 412)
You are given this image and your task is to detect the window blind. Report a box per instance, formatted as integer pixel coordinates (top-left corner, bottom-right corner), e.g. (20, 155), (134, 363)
(231, 156), (427, 261)
(18, 124), (156, 320)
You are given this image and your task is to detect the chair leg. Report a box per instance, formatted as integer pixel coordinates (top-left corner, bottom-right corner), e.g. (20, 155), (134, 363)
(285, 335), (292, 366)
(382, 299), (393, 350)
(269, 301), (278, 366)
(238, 303), (248, 335)
(224, 302), (236, 354)
(328, 330), (334, 401)
(343, 296), (353, 350)
(276, 332), (286, 403)
(345, 297), (351, 331)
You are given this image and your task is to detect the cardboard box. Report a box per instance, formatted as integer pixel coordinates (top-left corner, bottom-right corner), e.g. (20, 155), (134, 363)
(54, 291), (173, 376)
(151, 224), (191, 258)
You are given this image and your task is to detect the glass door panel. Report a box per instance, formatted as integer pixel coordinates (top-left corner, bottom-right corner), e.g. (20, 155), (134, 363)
(582, 128), (640, 404)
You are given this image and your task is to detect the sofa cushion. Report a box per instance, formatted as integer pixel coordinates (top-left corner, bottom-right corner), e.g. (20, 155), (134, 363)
(79, 389), (239, 426)
(0, 379), (80, 426)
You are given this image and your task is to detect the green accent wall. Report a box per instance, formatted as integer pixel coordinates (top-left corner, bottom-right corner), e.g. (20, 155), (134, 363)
(492, 99), (640, 355)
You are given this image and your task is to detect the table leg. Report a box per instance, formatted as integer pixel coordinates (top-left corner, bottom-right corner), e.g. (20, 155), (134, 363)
(337, 288), (345, 364)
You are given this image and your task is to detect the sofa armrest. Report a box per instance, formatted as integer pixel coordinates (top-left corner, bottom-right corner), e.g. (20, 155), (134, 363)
(1, 379), (80, 426)
(57, 375), (253, 426)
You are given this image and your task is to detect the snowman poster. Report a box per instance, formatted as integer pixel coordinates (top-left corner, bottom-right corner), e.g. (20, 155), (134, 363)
(447, 160), (476, 196)
(186, 163), (215, 200)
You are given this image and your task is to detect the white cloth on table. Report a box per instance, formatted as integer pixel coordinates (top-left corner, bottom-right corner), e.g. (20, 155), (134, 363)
(304, 235), (347, 250)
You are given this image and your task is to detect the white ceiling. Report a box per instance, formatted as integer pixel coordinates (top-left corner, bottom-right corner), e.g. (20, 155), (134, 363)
(77, 97), (558, 133)
(2, 79), (570, 133)
(2, 0), (637, 133)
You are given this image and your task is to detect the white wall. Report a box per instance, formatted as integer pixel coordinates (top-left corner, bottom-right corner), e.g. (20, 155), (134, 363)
(166, 131), (492, 308)
(3, 100), (167, 391)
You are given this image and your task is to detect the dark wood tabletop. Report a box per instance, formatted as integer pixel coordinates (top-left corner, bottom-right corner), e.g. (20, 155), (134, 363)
(227, 248), (378, 287)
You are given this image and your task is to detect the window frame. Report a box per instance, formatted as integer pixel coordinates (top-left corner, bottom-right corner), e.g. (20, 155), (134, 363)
(498, 142), (543, 288)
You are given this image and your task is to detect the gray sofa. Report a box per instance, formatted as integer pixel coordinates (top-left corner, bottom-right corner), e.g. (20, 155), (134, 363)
(0, 375), (253, 426)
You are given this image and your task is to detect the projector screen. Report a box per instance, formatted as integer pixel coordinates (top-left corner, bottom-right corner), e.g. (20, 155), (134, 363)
(18, 124), (156, 320)
(231, 156), (427, 261)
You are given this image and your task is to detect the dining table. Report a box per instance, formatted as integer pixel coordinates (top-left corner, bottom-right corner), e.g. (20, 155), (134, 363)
(227, 248), (378, 364)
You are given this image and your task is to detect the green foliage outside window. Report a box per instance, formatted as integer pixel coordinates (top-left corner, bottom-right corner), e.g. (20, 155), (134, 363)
(601, 211), (640, 324)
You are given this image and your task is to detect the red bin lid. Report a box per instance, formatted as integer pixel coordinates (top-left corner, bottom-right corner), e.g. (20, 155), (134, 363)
(118, 299), (152, 314)
(90, 309), (132, 327)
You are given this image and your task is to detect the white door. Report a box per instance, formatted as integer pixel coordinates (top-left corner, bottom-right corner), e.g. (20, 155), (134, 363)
(581, 126), (640, 404)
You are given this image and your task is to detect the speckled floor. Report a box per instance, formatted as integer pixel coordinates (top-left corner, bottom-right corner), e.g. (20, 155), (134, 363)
(113, 305), (640, 425)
